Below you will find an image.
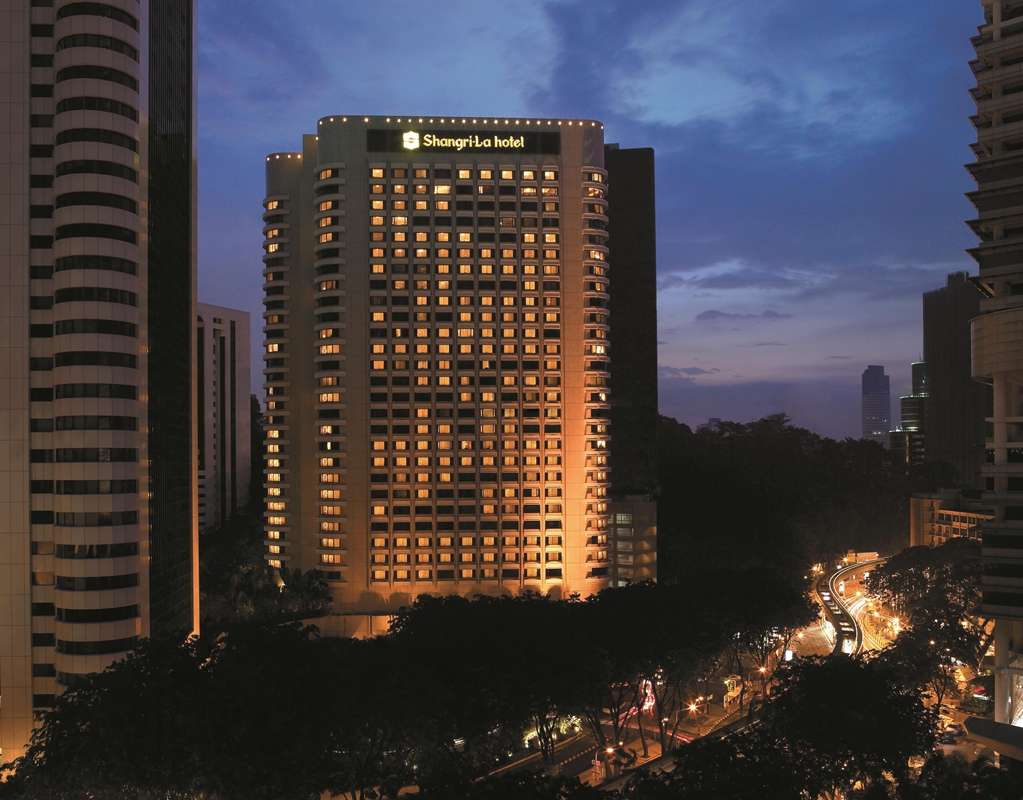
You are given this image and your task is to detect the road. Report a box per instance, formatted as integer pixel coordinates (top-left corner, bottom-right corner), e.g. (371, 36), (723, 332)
(844, 594), (890, 651)
(813, 559), (883, 655)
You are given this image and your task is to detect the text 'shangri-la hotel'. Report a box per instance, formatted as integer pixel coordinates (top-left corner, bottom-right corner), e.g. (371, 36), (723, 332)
(262, 118), (612, 631)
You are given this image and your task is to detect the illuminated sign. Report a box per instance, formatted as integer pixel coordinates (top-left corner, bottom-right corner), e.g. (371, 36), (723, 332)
(368, 129), (560, 154)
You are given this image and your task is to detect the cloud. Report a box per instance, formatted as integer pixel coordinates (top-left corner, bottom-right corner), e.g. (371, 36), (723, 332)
(695, 309), (794, 322)
(696, 310), (753, 321)
(740, 341), (787, 347)
(659, 365), (720, 378)
(828, 355), (854, 360)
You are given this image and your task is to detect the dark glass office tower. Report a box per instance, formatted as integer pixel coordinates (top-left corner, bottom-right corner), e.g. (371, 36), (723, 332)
(604, 145), (658, 585)
(923, 272), (989, 487)
(899, 361), (927, 466)
(0, 0), (197, 763)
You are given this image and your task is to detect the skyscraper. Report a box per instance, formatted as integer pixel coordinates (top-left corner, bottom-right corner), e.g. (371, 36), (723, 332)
(923, 272), (989, 487)
(260, 117), (612, 635)
(861, 365), (891, 447)
(900, 361), (927, 466)
(967, 0), (1023, 728)
(196, 303), (251, 530)
(604, 144), (658, 586)
(0, 0), (197, 764)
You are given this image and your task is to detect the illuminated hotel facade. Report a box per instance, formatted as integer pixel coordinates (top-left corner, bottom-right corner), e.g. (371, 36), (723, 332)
(261, 117), (612, 631)
(0, 0), (197, 763)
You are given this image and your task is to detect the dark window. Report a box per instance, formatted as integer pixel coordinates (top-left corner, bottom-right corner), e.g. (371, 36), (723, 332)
(30, 357), (53, 371)
(54, 255), (136, 275)
(54, 446), (137, 461)
(54, 319), (137, 337)
(33, 694), (56, 708)
(54, 287), (137, 306)
(57, 636), (138, 654)
(30, 265), (53, 279)
(54, 415), (137, 431)
(56, 65), (138, 91)
(29, 204), (52, 218)
(32, 633), (55, 647)
(55, 96), (138, 123)
(30, 388), (53, 402)
(31, 24), (54, 36)
(56, 33), (138, 60)
(54, 574), (138, 591)
(29, 85), (52, 98)
(30, 480), (53, 493)
(30, 419), (53, 432)
(32, 603), (55, 617)
(30, 510), (54, 524)
(55, 192), (138, 214)
(55, 158), (138, 182)
(55, 543), (138, 559)
(32, 664), (56, 678)
(30, 175), (53, 189)
(30, 235), (53, 249)
(54, 479), (138, 494)
(55, 351), (138, 369)
(30, 449), (54, 463)
(54, 510), (138, 526)
(55, 128), (138, 152)
(55, 223), (137, 244)
(30, 55), (53, 68)
(30, 324), (53, 338)
(29, 145), (53, 159)
(56, 604), (138, 622)
(57, 3), (139, 30)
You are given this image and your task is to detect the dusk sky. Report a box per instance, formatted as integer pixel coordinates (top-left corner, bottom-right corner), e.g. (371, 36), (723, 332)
(197, 0), (981, 441)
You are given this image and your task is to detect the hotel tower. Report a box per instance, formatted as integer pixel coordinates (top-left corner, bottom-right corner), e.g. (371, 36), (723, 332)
(0, 0), (197, 763)
(261, 117), (613, 633)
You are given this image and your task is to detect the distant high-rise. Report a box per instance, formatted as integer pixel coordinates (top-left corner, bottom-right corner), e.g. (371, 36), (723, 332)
(966, 0), (1023, 730)
(923, 272), (989, 487)
(861, 365), (891, 447)
(0, 0), (197, 764)
(900, 361), (927, 465)
(197, 303), (251, 529)
(605, 144), (657, 586)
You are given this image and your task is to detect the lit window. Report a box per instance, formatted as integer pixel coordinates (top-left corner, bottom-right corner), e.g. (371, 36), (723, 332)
(501, 170), (514, 180)
(434, 185), (451, 195)
(266, 200), (279, 210)
(371, 216), (384, 225)
(372, 168), (384, 178)
(521, 170), (535, 180)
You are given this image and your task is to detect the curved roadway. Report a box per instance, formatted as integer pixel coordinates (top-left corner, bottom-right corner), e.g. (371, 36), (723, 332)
(814, 559), (883, 656)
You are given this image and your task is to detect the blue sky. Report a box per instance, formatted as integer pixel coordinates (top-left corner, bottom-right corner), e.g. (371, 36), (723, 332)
(197, 0), (980, 440)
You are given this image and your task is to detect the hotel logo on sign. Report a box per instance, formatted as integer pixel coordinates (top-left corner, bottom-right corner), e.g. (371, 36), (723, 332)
(368, 128), (560, 155)
(419, 133), (525, 151)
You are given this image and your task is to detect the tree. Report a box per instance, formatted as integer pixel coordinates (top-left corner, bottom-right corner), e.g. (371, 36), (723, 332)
(764, 656), (933, 797)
